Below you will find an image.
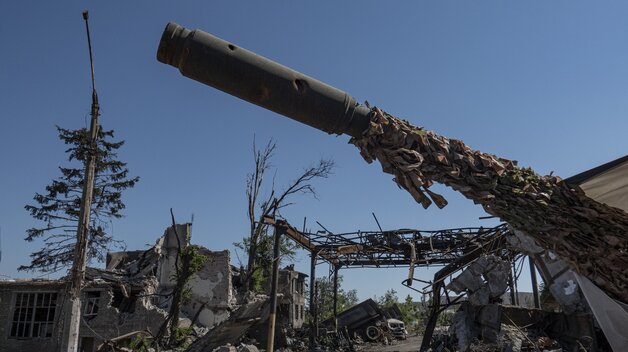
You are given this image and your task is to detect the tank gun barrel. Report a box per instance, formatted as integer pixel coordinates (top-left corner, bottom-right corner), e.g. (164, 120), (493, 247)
(157, 22), (371, 138)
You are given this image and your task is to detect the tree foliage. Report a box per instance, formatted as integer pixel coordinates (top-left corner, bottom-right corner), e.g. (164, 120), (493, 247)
(376, 289), (423, 329)
(156, 212), (209, 348)
(236, 138), (334, 293)
(234, 233), (299, 293)
(313, 275), (359, 321)
(21, 126), (138, 273)
(376, 288), (400, 308)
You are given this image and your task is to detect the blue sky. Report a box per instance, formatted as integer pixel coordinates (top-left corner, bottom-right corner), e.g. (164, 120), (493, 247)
(1, 2), (626, 301)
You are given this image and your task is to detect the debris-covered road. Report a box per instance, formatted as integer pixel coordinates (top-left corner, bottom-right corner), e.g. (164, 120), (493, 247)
(360, 334), (422, 352)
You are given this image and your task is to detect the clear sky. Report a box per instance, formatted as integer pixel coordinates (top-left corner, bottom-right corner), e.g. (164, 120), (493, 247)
(1, 1), (626, 301)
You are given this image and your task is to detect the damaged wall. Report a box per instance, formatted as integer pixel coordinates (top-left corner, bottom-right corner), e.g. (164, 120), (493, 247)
(0, 281), (65, 352)
(77, 279), (166, 351)
(0, 224), (240, 352)
(278, 268), (307, 329)
(0, 279), (165, 352)
(181, 248), (234, 328)
(106, 224), (237, 329)
(153, 224), (235, 328)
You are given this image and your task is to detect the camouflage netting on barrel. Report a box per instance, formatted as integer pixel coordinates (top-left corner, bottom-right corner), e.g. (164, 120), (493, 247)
(350, 107), (628, 303)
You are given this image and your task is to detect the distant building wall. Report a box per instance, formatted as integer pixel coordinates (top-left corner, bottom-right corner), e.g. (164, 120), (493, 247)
(278, 269), (307, 329)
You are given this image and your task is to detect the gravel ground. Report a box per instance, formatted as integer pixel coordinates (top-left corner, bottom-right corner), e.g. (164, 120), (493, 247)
(360, 334), (423, 352)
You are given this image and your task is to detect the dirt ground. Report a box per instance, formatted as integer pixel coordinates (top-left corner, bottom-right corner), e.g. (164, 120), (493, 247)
(360, 334), (423, 352)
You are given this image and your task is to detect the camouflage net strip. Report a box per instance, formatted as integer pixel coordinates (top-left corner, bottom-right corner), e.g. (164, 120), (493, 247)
(350, 107), (628, 303)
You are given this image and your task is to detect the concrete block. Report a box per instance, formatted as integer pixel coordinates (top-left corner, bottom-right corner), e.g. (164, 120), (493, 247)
(237, 344), (259, 352)
(478, 304), (502, 330)
(468, 285), (490, 306)
(449, 268), (482, 292)
(212, 344), (237, 352)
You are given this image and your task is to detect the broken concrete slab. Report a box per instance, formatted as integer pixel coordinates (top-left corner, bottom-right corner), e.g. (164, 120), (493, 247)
(186, 297), (270, 352)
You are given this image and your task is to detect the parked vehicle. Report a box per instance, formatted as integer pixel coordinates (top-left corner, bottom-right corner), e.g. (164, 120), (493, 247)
(387, 318), (408, 340)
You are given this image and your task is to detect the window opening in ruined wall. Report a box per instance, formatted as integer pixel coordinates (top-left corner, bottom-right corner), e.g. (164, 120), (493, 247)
(10, 292), (57, 338)
(297, 279), (304, 294)
(111, 289), (138, 313)
(83, 291), (100, 318)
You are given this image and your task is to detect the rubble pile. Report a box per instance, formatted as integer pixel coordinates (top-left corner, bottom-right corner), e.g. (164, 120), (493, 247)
(187, 295), (270, 352)
(430, 324), (563, 352)
(469, 324), (562, 352)
(443, 255), (511, 350)
(350, 107), (628, 303)
(447, 255), (510, 307)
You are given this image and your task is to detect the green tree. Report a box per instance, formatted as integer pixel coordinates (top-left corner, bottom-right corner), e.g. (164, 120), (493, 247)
(156, 212), (208, 348)
(399, 294), (422, 330)
(376, 288), (399, 308)
(21, 126), (139, 273)
(313, 275), (359, 321)
(376, 290), (423, 329)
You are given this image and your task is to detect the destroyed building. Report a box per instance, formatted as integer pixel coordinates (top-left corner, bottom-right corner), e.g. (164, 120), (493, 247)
(0, 274), (166, 352)
(275, 265), (308, 330)
(0, 223), (306, 352)
(106, 224), (236, 328)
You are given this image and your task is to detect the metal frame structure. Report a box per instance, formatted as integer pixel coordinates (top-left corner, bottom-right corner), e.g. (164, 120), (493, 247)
(262, 215), (509, 269)
(261, 216), (514, 349)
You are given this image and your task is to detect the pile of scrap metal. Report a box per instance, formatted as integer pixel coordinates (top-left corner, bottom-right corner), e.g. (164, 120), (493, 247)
(419, 251), (610, 351)
(316, 299), (409, 351)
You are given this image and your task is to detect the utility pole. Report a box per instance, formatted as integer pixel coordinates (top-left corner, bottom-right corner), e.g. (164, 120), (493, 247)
(266, 224), (282, 352)
(60, 10), (100, 352)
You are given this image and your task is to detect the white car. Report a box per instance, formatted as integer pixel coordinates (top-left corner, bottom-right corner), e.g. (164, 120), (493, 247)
(387, 318), (408, 340)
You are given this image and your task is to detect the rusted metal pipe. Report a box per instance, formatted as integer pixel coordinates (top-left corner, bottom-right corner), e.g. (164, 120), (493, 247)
(332, 264), (339, 331)
(529, 256), (541, 309)
(157, 22), (371, 138)
(309, 251), (318, 348)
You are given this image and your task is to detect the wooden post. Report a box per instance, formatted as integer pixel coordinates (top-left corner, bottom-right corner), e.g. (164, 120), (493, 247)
(60, 11), (99, 352)
(266, 225), (282, 352)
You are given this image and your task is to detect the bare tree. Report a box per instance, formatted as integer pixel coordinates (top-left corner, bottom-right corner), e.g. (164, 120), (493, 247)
(240, 138), (334, 293)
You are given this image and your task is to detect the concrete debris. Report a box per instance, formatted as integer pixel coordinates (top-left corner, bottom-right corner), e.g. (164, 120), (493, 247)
(350, 107), (628, 303)
(236, 344), (260, 352)
(212, 344), (237, 352)
(437, 254), (602, 350)
(432, 323), (563, 352)
(447, 255), (510, 302)
(448, 302), (477, 351)
(186, 296), (270, 352)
